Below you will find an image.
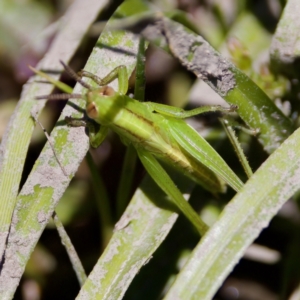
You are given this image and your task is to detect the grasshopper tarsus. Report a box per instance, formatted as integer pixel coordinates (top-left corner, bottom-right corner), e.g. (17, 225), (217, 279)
(65, 116), (87, 128)
(229, 104), (238, 112)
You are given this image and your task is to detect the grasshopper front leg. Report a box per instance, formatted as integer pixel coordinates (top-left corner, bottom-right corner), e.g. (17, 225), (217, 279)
(65, 117), (109, 148)
(136, 148), (209, 236)
(79, 65), (129, 95)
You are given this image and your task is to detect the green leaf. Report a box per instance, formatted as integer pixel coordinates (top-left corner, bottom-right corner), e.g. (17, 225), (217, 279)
(0, 0), (108, 273)
(139, 16), (293, 153)
(164, 126), (300, 300)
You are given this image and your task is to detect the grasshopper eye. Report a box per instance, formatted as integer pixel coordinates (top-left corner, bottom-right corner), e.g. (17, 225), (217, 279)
(86, 102), (99, 119)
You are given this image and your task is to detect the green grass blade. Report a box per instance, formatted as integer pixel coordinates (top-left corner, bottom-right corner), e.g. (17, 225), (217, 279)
(116, 144), (138, 217)
(0, 0), (106, 265)
(28, 66), (73, 94)
(85, 152), (113, 247)
(116, 37), (147, 217)
(137, 149), (208, 236)
(134, 37), (147, 102)
(0, 1), (141, 298)
(270, 0), (300, 78)
(139, 16), (293, 154)
(164, 126), (300, 300)
(3, 4), (294, 299)
(221, 119), (253, 178)
(76, 172), (196, 300)
(53, 212), (87, 286)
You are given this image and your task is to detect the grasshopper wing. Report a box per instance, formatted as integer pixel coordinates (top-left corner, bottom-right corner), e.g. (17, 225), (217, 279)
(169, 119), (243, 192)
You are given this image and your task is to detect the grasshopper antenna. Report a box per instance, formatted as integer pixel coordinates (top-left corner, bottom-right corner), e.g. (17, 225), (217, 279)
(36, 93), (82, 100)
(60, 60), (93, 90)
(31, 111), (68, 177)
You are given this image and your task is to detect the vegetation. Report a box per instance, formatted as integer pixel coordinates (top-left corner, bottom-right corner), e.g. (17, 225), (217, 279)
(0, 0), (300, 299)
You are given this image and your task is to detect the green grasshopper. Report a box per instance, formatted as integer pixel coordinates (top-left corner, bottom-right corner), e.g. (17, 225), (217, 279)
(35, 61), (243, 236)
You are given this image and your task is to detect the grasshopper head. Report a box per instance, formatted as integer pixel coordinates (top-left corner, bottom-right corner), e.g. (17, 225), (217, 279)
(86, 86), (116, 120)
